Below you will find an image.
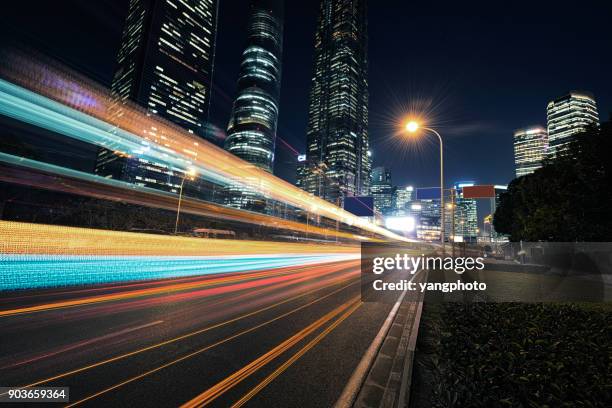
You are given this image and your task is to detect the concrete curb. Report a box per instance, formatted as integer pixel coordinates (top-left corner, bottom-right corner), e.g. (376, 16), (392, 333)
(335, 270), (426, 408)
(334, 287), (408, 408)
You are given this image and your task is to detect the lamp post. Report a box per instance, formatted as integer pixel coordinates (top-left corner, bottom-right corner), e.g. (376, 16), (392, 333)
(174, 167), (197, 234)
(405, 121), (445, 250)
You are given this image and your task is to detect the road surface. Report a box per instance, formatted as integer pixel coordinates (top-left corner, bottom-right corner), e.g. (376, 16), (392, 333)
(0, 259), (399, 407)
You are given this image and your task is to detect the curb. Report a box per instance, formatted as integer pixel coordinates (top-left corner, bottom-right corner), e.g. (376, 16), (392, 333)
(335, 270), (426, 408)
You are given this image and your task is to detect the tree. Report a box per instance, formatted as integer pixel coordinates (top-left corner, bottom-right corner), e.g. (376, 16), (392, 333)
(494, 122), (612, 241)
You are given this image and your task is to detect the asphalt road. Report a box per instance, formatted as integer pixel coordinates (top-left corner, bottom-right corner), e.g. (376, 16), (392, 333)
(0, 259), (398, 407)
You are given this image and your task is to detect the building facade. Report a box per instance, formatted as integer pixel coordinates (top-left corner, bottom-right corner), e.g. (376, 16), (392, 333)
(513, 126), (548, 178)
(95, 0), (219, 193)
(395, 185), (414, 215)
(546, 91), (599, 157)
(371, 166), (394, 215)
(224, 0), (284, 173)
(450, 182), (478, 242)
(408, 200), (441, 242)
(297, 0), (370, 203)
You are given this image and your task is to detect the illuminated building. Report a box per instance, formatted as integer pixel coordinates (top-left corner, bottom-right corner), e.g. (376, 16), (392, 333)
(546, 91), (599, 157)
(409, 200), (441, 241)
(514, 126), (548, 177)
(371, 167), (394, 215)
(95, 0), (219, 194)
(224, 0), (284, 173)
(298, 0), (370, 203)
(223, 0), (283, 211)
(451, 182), (478, 242)
(295, 154), (308, 190)
(395, 185), (414, 215)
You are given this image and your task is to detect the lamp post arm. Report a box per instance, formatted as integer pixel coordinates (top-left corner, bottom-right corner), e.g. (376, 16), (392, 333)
(424, 127), (445, 250)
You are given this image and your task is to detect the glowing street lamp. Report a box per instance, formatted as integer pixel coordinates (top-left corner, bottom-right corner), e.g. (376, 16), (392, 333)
(405, 120), (445, 248)
(174, 167), (197, 234)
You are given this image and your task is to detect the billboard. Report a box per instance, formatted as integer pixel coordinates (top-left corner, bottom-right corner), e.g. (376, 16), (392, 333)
(343, 196), (374, 217)
(462, 185), (495, 198)
(416, 187), (441, 200)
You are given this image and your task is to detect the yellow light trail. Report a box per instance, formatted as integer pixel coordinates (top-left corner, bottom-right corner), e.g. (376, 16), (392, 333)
(0, 220), (360, 256)
(231, 301), (362, 407)
(62, 284), (360, 407)
(0, 152), (380, 243)
(180, 297), (361, 408)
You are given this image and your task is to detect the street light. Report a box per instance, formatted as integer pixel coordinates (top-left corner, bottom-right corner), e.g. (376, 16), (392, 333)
(174, 167), (197, 234)
(405, 121), (445, 249)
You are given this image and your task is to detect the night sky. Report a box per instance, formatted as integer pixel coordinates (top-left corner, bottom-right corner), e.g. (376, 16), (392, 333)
(2, 0), (611, 190)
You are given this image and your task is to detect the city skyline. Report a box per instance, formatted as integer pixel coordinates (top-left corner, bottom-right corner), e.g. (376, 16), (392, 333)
(1, 1), (611, 190)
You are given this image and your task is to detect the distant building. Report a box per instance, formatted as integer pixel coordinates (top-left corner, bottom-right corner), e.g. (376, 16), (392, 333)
(295, 154), (308, 191)
(547, 91), (599, 157)
(297, 0), (370, 203)
(514, 126), (548, 177)
(408, 200), (441, 242)
(371, 167), (395, 215)
(224, 0), (284, 173)
(451, 182), (478, 242)
(395, 186), (414, 215)
(95, 0), (219, 194)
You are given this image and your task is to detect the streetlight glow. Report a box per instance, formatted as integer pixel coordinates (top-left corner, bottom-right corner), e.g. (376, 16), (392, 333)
(406, 121), (419, 133)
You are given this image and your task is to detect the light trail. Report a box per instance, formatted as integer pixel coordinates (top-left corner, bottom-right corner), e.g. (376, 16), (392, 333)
(180, 297), (361, 408)
(0, 220), (364, 291)
(0, 220), (361, 256)
(231, 302), (362, 408)
(57, 285), (361, 407)
(0, 52), (410, 242)
(0, 152), (377, 242)
(0, 258), (359, 316)
(3, 266), (359, 395)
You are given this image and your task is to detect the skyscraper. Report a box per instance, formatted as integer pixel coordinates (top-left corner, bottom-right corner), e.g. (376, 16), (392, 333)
(95, 0), (219, 193)
(371, 166), (394, 215)
(297, 0), (370, 203)
(546, 91), (599, 157)
(224, 0), (284, 173)
(513, 126), (548, 178)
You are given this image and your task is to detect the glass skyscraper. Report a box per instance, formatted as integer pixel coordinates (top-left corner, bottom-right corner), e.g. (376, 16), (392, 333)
(297, 0), (370, 203)
(224, 0), (284, 173)
(95, 0), (219, 193)
(546, 91), (599, 157)
(513, 126), (548, 178)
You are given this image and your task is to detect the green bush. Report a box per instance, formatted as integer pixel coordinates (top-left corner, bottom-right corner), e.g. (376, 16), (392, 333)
(420, 303), (611, 407)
